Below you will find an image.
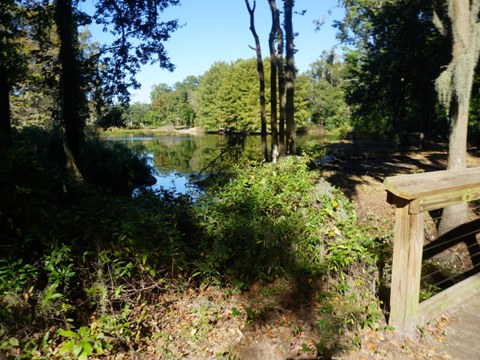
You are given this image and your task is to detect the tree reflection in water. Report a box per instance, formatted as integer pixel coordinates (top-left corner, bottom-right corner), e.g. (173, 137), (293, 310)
(107, 133), (325, 195)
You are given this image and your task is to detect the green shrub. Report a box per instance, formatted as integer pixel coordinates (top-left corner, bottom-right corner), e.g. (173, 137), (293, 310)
(194, 156), (376, 283)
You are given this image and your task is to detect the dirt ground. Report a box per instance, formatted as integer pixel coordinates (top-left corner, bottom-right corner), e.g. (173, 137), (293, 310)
(321, 140), (480, 359)
(322, 140), (480, 220)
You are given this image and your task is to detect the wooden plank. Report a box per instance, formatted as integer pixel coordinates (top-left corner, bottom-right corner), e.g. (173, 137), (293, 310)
(417, 272), (480, 328)
(388, 206), (425, 334)
(384, 167), (480, 201)
(409, 185), (480, 213)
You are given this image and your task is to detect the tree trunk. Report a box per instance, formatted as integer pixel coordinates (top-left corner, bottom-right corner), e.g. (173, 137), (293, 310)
(437, 0), (480, 234)
(284, 0), (296, 155)
(55, 0), (86, 180)
(245, 0), (268, 161)
(276, 5), (286, 156)
(268, 0), (279, 159)
(0, 55), (12, 148)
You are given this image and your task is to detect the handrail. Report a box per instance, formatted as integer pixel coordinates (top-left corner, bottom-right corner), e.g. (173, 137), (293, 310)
(384, 167), (480, 335)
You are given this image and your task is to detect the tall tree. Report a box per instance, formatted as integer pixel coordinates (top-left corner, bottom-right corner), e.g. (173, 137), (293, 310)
(0, 0), (29, 147)
(268, 0), (279, 157)
(52, 0), (180, 178)
(435, 0), (480, 233)
(55, 0), (87, 179)
(337, 0), (450, 140)
(284, 0), (296, 154)
(276, 3), (286, 155)
(0, 50), (12, 148)
(307, 50), (349, 129)
(245, 0), (268, 161)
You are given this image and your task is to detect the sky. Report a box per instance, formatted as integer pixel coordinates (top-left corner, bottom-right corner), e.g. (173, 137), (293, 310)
(84, 0), (344, 103)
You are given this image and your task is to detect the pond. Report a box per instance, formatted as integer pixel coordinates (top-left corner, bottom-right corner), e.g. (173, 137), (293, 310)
(106, 132), (328, 195)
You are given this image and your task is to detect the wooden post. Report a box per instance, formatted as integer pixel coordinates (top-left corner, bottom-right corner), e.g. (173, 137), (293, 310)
(389, 202), (424, 334)
(385, 168), (480, 334)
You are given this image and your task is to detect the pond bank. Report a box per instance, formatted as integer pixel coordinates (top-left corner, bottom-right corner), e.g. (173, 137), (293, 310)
(101, 125), (206, 137)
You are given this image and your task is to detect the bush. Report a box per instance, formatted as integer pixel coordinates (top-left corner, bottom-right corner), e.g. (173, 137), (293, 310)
(0, 127), (195, 356)
(194, 156), (377, 284)
(80, 139), (156, 195)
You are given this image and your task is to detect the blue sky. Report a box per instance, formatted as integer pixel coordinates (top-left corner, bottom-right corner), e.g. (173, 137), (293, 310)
(83, 0), (344, 103)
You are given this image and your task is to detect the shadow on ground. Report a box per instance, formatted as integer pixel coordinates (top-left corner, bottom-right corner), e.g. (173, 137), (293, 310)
(321, 140), (450, 201)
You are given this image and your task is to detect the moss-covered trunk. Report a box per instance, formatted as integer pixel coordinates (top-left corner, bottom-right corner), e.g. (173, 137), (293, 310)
(436, 0), (480, 234)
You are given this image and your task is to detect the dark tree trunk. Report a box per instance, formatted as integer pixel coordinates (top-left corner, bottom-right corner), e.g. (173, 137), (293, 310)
(277, 6), (286, 156)
(268, 0), (279, 161)
(55, 0), (86, 179)
(284, 0), (295, 155)
(0, 55), (12, 148)
(245, 0), (268, 161)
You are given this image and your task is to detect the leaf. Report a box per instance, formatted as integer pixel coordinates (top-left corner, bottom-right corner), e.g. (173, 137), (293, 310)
(81, 341), (93, 356)
(73, 343), (83, 357)
(58, 339), (75, 355)
(8, 338), (19, 347)
(301, 343), (312, 353)
(58, 330), (78, 339)
(231, 307), (241, 317)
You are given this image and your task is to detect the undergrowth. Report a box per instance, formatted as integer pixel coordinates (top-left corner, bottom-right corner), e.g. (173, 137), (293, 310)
(0, 127), (385, 358)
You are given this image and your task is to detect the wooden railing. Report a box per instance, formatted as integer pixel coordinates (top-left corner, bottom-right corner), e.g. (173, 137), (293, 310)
(384, 168), (480, 334)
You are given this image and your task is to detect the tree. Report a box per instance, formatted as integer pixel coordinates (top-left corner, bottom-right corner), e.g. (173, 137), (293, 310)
(284, 0), (296, 154)
(196, 61), (230, 131)
(245, 0), (268, 160)
(55, 0), (88, 179)
(0, 0), (30, 147)
(151, 79), (198, 128)
(337, 0), (450, 140)
(52, 0), (180, 179)
(268, 0), (280, 158)
(276, 2), (286, 154)
(307, 50), (349, 130)
(92, 0), (180, 103)
(435, 0), (480, 233)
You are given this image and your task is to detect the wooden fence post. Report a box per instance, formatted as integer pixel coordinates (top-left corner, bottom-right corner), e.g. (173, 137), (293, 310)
(389, 201), (424, 334)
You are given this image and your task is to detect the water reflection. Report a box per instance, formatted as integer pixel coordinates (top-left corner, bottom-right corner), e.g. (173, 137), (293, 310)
(107, 133), (326, 195)
(108, 134), (228, 194)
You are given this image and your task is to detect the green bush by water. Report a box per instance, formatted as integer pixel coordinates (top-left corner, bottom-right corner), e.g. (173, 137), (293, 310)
(194, 156), (377, 284)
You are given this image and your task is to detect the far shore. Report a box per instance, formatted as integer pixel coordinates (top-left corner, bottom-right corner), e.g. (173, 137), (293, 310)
(100, 124), (332, 138)
(100, 125), (206, 137)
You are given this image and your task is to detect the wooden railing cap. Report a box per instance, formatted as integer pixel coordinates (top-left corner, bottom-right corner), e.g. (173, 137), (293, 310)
(384, 167), (480, 201)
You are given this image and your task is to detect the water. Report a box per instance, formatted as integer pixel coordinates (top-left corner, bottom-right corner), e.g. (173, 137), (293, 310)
(107, 133), (326, 195)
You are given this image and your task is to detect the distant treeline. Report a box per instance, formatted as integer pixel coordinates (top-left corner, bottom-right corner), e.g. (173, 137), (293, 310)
(101, 53), (349, 134)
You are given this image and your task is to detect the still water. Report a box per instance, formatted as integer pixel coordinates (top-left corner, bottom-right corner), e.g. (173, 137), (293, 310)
(107, 133), (325, 195)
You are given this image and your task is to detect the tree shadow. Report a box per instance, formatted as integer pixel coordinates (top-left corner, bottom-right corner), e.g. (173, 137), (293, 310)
(422, 218), (480, 290)
(322, 140), (448, 201)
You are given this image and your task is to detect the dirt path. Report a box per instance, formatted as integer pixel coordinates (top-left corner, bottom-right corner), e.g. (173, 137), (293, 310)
(321, 141), (480, 359)
(322, 141), (480, 221)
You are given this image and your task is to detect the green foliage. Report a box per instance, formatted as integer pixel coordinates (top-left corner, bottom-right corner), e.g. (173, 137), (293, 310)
(81, 138), (156, 194)
(338, 0), (451, 139)
(150, 78), (199, 128)
(192, 58), (311, 133)
(194, 156), (376, 283)
(307, 50), (350, 130)
(0, 127), (198, 357)
(96, 104), (127, 130)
